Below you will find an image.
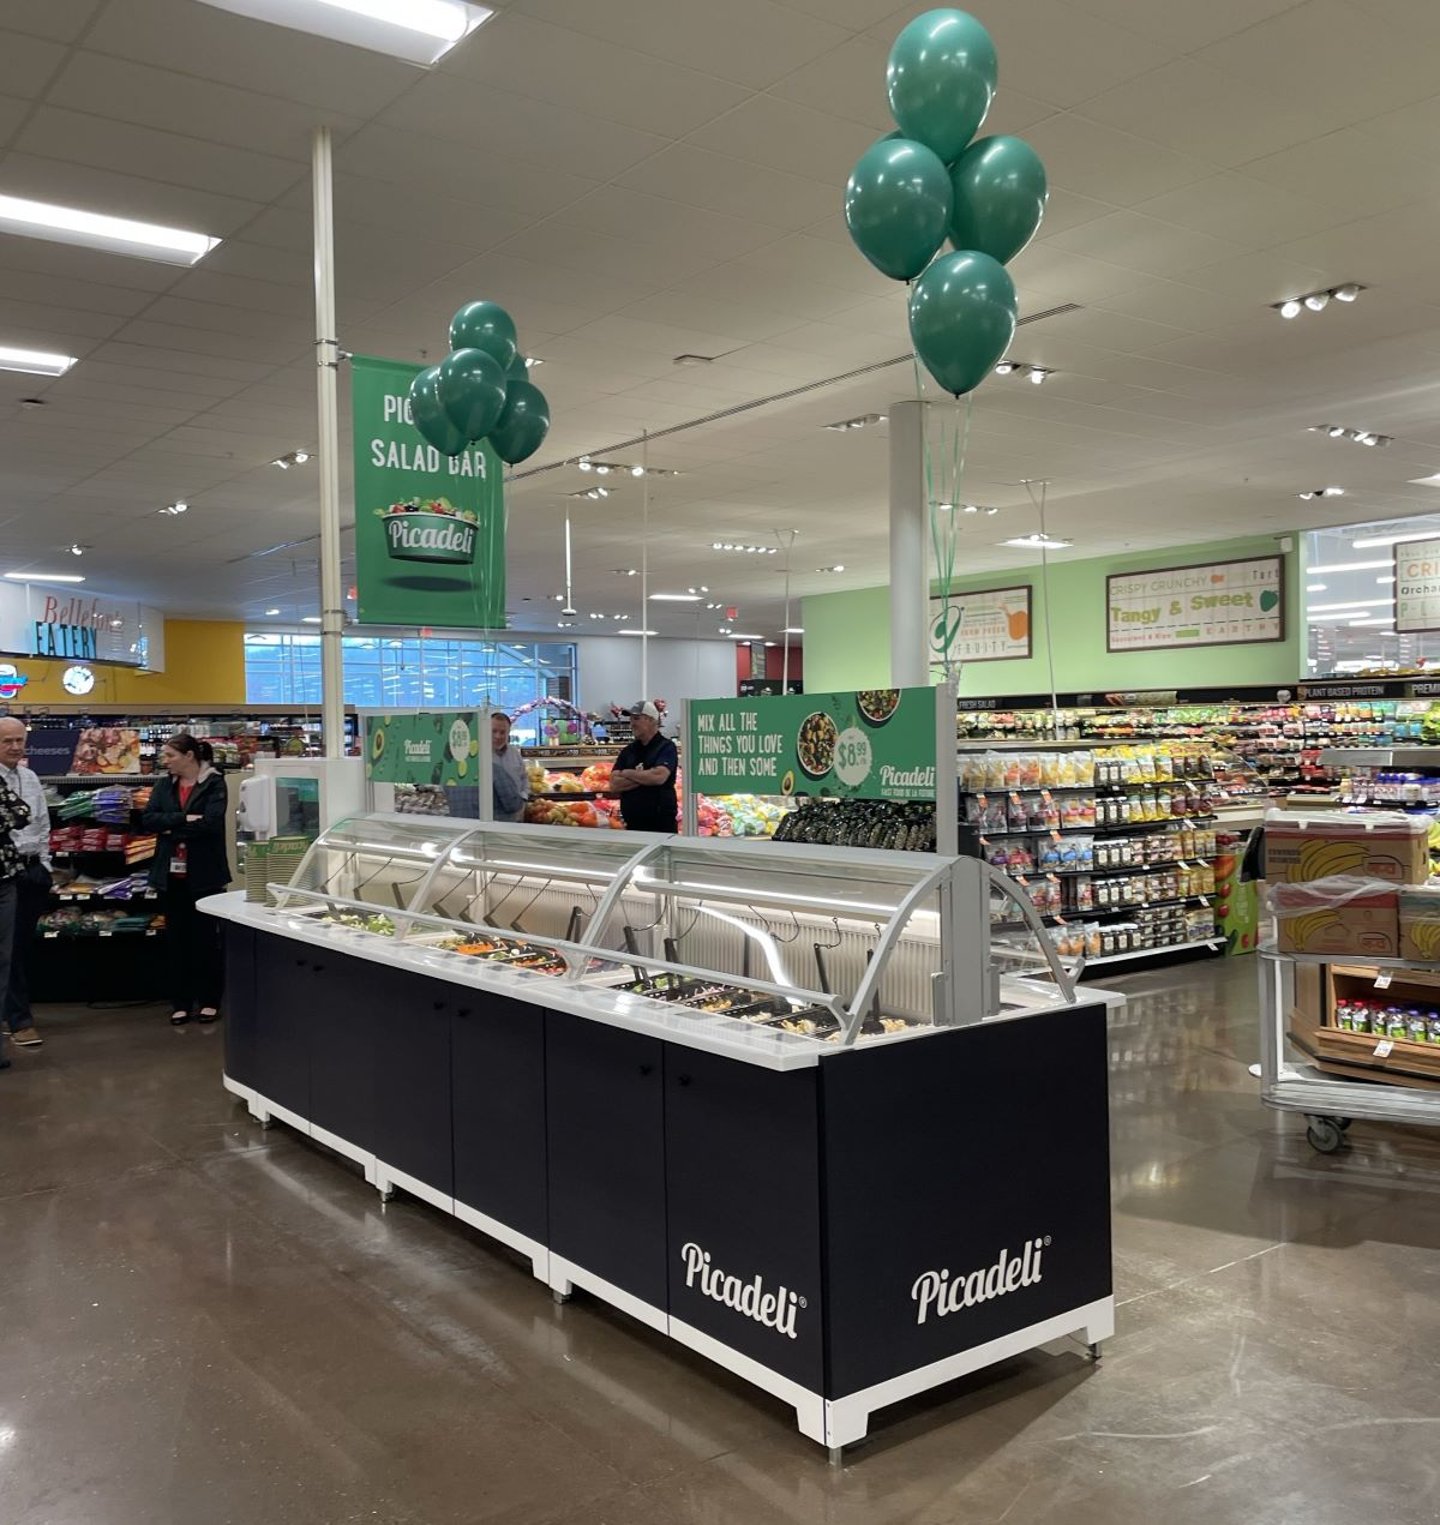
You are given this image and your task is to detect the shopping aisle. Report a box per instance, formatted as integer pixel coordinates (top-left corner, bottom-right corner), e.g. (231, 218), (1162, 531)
(1, 970), (1437, 1525)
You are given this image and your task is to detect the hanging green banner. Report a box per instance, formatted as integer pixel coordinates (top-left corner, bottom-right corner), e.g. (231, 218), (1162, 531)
(351, 354), (505, 627)
(365, 711), (481, 785)
(688, 688), (938, 800)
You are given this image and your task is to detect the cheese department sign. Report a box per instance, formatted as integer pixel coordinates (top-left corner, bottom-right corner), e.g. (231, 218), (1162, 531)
(1106, 555), (1284, 653)
(1394, 538), (1440, 633)
(0, 585), (162, 670)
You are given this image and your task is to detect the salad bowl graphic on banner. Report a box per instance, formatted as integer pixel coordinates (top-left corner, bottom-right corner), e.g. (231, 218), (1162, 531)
(378, 497), (478, 565)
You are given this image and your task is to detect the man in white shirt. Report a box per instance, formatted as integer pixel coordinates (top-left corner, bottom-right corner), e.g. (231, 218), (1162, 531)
(0, 718), (51, 1049)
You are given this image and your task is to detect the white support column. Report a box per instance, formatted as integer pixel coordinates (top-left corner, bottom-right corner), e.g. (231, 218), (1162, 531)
(312, 125), (345, 759)
(889, 398), (929, 688)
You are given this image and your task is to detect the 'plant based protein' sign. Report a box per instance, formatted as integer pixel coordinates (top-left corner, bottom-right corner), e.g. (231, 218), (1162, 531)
(351, 355), (504, 627)
(688, 689), (936, 801)
(1106, 555), (1284, 652)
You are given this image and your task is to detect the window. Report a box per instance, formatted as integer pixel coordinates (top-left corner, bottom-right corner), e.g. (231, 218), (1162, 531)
(245, 633), (576, 742)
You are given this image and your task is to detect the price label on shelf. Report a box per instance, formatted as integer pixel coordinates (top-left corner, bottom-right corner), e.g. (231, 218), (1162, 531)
(1374, 1038), (1394, 1058)
(1374, 971), (1393, 991)
(99, 930), (113, 939)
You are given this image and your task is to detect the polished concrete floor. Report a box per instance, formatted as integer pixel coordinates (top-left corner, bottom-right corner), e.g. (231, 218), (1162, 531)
(3, 958), (1439, 1525)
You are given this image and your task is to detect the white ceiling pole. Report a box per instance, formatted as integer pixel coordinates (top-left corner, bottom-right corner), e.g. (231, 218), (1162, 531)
(312, 124), (345, 758)
(640, 431), (650, 700)
(889, 398), (928, 688)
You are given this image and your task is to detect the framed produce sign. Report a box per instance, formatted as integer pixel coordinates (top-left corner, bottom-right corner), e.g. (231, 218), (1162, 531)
(928, 586), (1031, 663)
(1106, 555), (1284, 653)
(1393, 538), (1440, 633)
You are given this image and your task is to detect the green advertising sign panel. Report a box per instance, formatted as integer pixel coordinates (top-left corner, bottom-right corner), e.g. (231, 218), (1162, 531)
(689, 688), (937, 800)
(351, 355), (505, 627)
(366, 711), (481, 786)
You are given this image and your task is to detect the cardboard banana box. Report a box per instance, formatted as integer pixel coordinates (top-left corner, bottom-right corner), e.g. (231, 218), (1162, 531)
(1400, 886), (1440, 962)
(1274, 881), (1399, 958)
(1264, 811), (1429, 886)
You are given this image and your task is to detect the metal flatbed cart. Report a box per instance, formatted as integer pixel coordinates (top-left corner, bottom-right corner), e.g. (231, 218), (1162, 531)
(1259, 945), (1440, 1153)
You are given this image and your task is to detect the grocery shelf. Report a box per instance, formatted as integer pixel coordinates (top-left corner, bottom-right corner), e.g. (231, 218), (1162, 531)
(1318, 747), (1440, 768)
(1082, 938), (1223, 966)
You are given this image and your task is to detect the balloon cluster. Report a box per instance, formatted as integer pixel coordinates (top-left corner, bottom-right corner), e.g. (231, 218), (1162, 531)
(408, 301), (551, 466)
(844, 9), (1047, 397)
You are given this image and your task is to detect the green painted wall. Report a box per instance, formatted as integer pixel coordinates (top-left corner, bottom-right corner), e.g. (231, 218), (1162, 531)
(803, 535), (1304, 697)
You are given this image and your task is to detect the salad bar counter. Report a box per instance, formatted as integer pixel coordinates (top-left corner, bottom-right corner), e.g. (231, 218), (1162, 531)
(205, 816), (1114, 1452)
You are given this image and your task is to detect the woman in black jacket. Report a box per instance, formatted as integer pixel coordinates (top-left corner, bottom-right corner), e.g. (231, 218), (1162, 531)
(143, 734), (231, 1026)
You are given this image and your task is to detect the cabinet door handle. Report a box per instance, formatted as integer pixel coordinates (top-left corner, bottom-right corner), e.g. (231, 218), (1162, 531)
(456, 1008), (471, 1018)
(638, 1063), (653, 1077)
(294, 956), (307, 967)
(312, 964), (323, 974)
(432, 999), (446, 1012)
(677, 1074), (692, 1087)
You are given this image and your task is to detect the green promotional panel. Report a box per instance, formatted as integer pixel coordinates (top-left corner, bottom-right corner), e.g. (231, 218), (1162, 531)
(690, 688), (936, 800)
(351, 355), (505, 627)
(366, 712), (480, 786)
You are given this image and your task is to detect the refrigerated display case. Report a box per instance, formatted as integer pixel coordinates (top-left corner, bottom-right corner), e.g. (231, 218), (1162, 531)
(204, 815), (1116, 1453)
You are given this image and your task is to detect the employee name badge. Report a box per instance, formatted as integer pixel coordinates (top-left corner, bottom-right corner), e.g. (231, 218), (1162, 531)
(170, 847), (188, 878)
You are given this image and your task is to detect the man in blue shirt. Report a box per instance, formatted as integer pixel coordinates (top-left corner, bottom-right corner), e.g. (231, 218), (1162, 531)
(610, 702), (678, 834)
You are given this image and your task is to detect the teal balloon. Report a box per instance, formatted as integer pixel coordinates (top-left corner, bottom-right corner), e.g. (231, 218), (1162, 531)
(844, 136), (952, 282)
(948, 135), (1048, 264)
(448, 301), (517, 371)
(408, 365), (467, 457)
(438, 347), (507, 443)
(489, 379), (550, 466)
(886, 9), (998, 165)
(505, 352), (529, 382)
(907, 249), (1016, 396)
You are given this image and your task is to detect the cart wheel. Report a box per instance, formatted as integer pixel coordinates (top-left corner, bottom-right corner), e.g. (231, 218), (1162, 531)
(1305, 1117), (1345, 1154)
(1337, 1118), (1353, 1131)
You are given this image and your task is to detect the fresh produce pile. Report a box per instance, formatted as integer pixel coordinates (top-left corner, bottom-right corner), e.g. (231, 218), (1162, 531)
(773, 799), (936, 851)
(696, 794), (794, 838)
(522, 759), (629, 828)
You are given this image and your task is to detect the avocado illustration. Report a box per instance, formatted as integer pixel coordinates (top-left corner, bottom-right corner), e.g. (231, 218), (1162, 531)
(457, 757), (468, 777)
(781, 769), (795, 796)
(371, 727), (386, 761)
(469, 739), (479, 756)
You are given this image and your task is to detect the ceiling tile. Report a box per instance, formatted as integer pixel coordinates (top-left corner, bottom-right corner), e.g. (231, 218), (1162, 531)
(686, 94), (876, 185)
(0, 28), (65, 99)
(1239, 125), (1440, 219)
(769, 34), (892, 132)
(1044, 210), (1247, 277)
(518, 0), (852, 90)
(1, 0), (101, 42)
(1130, 172), (1349, 249)
(438, 12), (749, 138)
(615, 144), (835, 232)
(1023, 113), (1213, 208)
(1067, 0), (1308, 51)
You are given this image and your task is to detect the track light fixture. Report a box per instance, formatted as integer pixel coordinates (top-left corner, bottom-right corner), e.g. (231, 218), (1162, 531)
(1297, 487), (1346, 500)
(1274, 283), (1365, 318)
(993, 362), (1052, 383)
(822, 412), (887, 431)
(1309, 425), (1393, 448)
(576, 455), (675, 477)
(271, 449), (311, 469)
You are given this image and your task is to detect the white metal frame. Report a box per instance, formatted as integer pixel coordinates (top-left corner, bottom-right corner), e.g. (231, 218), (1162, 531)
(1257, 944), (1440, 1133)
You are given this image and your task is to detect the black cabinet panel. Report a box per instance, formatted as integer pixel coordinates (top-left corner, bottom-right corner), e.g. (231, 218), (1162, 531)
(820, 1008), (1113, 1399)
(372, 968), (454, 1196)
(252, 933), (312, 1117)
(452, 993), (547, 1242)
(306, 954), (380, 1154)
(665, 1050), (824, 1389)
(545, 1011), (666, 1309)
(222, 925), (260, 1091)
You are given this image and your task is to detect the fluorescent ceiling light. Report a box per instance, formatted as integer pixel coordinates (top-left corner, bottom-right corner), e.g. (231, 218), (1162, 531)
(727, 632), (764, 639)
(1001, 533), (1073, 550)
(1306, 559), (1392, 574)
(1352, 532), (1423, 549)
(0, 193), (219, 266)
(196, 0), (493, 66)
(0, 344), (78, 377)
(1377, 575), (1396, 584)
(648, 593), (700, 602)
(1306, 583), (1327, 593)
(1349, 617), (1394, 626)
(618, 629), (656, 637)
(1309, 598), (1395, 612)
(264, 608), (281, 616)
(782, 627), (804, 635)
(301, 615), (322, 624)
(1407, 473), (1440, 487)
(3, 571), (85, 584)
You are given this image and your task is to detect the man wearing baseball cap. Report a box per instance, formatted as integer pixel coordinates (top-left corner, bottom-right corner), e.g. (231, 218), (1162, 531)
(609, 701), (679, 834)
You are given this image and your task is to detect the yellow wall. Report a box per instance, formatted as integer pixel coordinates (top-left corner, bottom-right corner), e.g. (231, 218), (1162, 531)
(10, 620), (246, 709)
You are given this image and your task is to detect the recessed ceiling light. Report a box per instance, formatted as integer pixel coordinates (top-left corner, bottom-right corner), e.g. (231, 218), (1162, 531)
(1306, 583), (1328, 593)
(1304, 292), (1330, 312)
(264, 608), (281, 616)
(158, 500), (188, 516)
(301, 615), (322, 624)
(711, 542), (778, 555)
(3, 571), (85, 583)
(1001, 533), (1073, 550)
(195, 0), (492, 66)
(0, 192), (219, 266)
(1278, 299), (1302, 319)
(0, 343), (78, 377)
(1334, 283), (1362, 302)
(648, 593), (701, 602)
(67, 543), (85, 557)
(815, 564), (845, 573)
(1297, 487), (1345, 500)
